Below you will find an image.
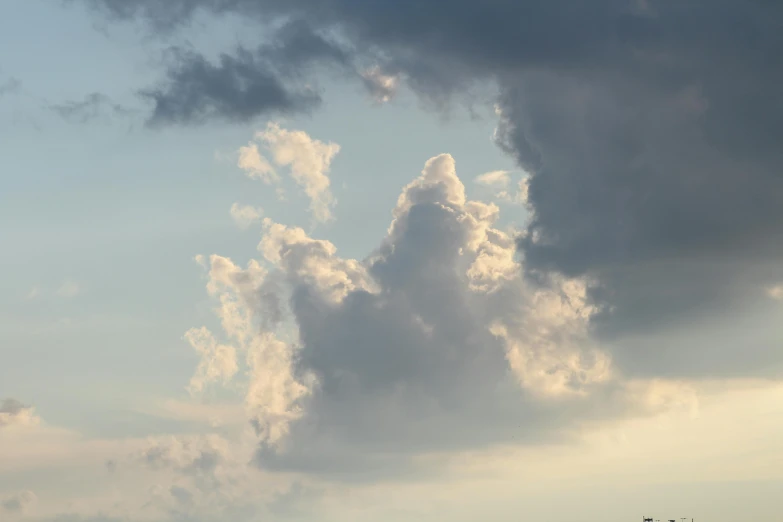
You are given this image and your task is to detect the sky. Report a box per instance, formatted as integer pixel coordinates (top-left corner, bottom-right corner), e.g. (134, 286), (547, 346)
(1, 1), (782, 521)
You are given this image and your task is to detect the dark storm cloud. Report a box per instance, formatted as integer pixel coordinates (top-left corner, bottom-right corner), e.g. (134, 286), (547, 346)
(139, 46), (316, 126)
(80, 0), (783, 373)
(139, 20), (353, 126)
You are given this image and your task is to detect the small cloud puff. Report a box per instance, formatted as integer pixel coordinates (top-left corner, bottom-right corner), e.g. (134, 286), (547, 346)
(361, 66), (401, 104)
(230, 203), (264, 229)
(237, 123), (339, 223)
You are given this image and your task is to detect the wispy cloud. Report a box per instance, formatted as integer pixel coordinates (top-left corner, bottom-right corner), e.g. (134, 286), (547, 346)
(475, 170), (510, 189)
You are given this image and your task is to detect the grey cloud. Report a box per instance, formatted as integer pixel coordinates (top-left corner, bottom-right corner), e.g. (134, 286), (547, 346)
(140, 46), (317, 126)
(50, 93), (131, 124)
(497, 44), (783, 367)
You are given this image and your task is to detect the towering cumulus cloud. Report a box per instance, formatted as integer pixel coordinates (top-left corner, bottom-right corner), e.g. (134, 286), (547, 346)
(188, 151), (694, 477)
(0, 399), (39, 429)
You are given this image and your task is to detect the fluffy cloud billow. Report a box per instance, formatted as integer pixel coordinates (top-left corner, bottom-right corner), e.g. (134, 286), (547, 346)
(187, 146), (695, 478)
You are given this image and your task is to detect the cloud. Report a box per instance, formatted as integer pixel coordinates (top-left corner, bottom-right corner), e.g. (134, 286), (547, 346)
(0, 398), (40, 429)
(191, 253), (312, 449)
(767, 285), (783, 301)
(360, 66), (400, 104)
(186, 152), (694, 479)
(229, 203), (264, 229)
(241, 123), (340, 223)
(475, 170), (509, 189)
(238, 143), (278, 184)
(89, 430), (297, 522)
(50, 93), (130, 124)
(140, 46), (320, 127)
(80, 0), (783, 379)
(184, 327), (239, 395)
